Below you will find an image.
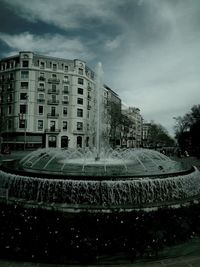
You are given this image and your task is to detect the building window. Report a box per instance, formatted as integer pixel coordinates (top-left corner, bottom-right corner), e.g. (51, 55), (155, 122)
(38, 106), (43, 115)
(53, 63), (57, 71)
(10, 73), (14, 80)
(63, 95), (69, 104)
(51, 94), (56, 102)
(20, 93), (27, 100)
(77, 88), (83, 95)
(40, 62), (45, 69)
(78, 68), (83, 75)
(50, 121), (56, 131)
(8, 106), (12, 114)
(77, 136), (82, 148)
(20, 104), (27, 114)
(39, 82), (44, 88)
(77, 122), (83, 131)
(38, 93), (45, 99)
(77, 98), (83, 105)
(8, 119), (12, 129)
(77, 108), (83, 117)
(51, 106), (56, 115)
(19, 119), (26, 129)
(52, 84), (56, 92)
(61, 136), (68, 148)
(63, 121), (67, 131)
(38, 120), (43, 131)
(64, 65), (68, 72)
(63, 86), (69, 93)
(39, 72), (45, 81)
(7, 94), (12, 102)
(63, 107), (67, 116)
(52, 73), (57, 78)
(21, 71), (29, 79)
(63, 75), (68, 82)
(21, 82), (28, 89)
(78, 78), (84, 85)
(48, 135), (57, 147)
(22, 60), (29, 68)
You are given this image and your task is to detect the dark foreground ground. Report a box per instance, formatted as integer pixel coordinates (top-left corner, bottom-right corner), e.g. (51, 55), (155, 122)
(1, 151), (200, 266)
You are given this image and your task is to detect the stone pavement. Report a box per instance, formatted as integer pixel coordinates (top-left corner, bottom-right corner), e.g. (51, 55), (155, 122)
(1, 255), (200, 267)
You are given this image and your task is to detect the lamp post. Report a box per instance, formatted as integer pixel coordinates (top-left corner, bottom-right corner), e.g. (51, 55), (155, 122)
(18, 113), (26, 150)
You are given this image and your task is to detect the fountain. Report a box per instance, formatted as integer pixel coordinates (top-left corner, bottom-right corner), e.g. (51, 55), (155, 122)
(0, 62), (200, 210)
(1, 63), (200, 264)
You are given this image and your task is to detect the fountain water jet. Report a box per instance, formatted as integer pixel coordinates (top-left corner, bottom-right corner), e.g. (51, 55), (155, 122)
(95, 62), (104, 161)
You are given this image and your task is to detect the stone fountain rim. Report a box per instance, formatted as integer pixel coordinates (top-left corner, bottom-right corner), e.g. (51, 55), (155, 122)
(0, 160), (197, 181)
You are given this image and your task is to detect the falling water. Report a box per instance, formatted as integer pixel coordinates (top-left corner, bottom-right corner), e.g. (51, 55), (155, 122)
(95, 62), (104, 160)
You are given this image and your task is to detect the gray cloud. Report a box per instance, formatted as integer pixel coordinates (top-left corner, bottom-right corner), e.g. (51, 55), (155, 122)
(0, 0), (200, 136)
(0, 32), (94, 60)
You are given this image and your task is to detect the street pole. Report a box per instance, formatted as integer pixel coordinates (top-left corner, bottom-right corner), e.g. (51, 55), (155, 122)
(24, 112), (27, 151)
(24, 95), (29, 151)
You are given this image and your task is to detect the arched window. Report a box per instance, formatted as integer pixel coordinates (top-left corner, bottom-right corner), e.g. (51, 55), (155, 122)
(77, 136), (82, 148)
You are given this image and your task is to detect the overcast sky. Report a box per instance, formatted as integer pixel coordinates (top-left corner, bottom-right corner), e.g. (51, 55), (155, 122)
(0, 0), (200, 136)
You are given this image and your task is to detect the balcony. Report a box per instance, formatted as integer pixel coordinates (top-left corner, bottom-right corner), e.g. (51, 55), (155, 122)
(45, 128), (60, 133)
(48, 78), (60, 84)
(38, 76), (46, 81)
(37, 99), (45, 103)
(47, 113), (59, 119)
(47, 100), (59, 105)
(62, 100), (69, 105)
(62, 90), (69, 94)
(38, 87), (45, 92)
(48, 89), (59, 94)
(62, 79), (69, 84)
(73, 129), (84, 135)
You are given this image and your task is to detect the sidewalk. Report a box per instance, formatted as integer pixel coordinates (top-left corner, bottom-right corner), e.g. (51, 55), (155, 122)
(1, 255), (200, 267)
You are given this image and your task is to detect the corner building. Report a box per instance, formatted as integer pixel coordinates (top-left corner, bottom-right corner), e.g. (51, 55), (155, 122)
(0, 51), (99, 149)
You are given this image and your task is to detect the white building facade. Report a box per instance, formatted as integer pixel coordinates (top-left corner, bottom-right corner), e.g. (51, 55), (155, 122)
(121, 106), (143, 148)
(0, 51), (107, 150)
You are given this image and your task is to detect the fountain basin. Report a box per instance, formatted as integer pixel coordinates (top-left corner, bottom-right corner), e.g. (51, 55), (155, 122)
(0, 148), (200, 210)
(0, 165), (200, 210)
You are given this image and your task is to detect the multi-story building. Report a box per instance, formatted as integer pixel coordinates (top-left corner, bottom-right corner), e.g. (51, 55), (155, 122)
(103, 85), (121, 147)
(0, 51), (121, 150)
(142, 122), (152, 148)
(121, 106), (143, 148)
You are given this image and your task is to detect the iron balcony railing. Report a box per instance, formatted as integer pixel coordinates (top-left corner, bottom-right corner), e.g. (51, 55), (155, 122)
(48, 78), (60, 84)
(47, 113), (59, 118)
(48, 89), (59, 94)
(45, 128), (60, 133)
(47, 100), (59, 105)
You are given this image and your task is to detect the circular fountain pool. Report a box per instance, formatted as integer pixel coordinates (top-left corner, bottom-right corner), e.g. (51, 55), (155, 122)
(0, 148), (200, 210)
(18, 147), (183, 177)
